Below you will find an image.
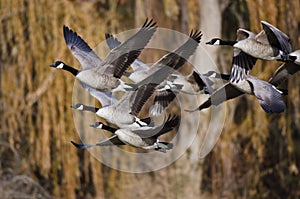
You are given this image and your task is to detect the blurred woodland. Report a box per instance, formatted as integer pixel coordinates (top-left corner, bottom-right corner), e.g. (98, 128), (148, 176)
(1, 0), (300, 198)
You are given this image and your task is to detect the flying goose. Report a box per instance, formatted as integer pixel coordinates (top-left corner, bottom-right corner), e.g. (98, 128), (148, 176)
(106, 32), (232, 98)
(50, 31), (156, 107)
(71, 115), (179, 153)
(105, 31), (207, 92)
(206, 21), (295, 61)
(104, 30), (204, 117)
(71, 83), (157, 129)
(50, 60), (117, 107)
(186, 75), (287, 113)
(206, 21), (296, 83)
(50, 18), (157, 92)
(269, 50), (300, 86)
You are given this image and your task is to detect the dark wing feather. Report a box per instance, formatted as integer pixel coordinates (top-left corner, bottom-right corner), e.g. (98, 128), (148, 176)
(261, 21), (292, 54)
(269, 62), (300, 86)
(101, 18), (157, 78)
(229, 49), (257, 83)
(150, 89), (178, 116)
(130, 83), (157, 116)
(63, 25), (102, 70)
(188, 71), (214, 94)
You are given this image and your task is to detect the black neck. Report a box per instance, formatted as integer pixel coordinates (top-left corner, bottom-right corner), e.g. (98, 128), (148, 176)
(101, 124), (117, 133)
(63, 64), (79, 76)
(219, 39), (237, 46)
(82, 105), (99, 113)
(220, 73), (231, 80)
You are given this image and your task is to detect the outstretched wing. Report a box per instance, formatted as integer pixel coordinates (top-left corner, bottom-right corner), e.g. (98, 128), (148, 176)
(229, 48), (257, 83)
(105, 33), (149, 73)
(100, 19), (157, 78)
(150, 89), (178, 116)
(261, 21), (292, 54)
(129, 83), (157, 116)
(63, 25), (103, 70)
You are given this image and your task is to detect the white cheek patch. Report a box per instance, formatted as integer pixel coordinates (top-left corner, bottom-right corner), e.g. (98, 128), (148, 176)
(214, 40), (220, 45)
(210, 72), (217, 78)
(57, 63), (64, 69)
(97, 123), (103, 129)
(77, 104), (84, 110)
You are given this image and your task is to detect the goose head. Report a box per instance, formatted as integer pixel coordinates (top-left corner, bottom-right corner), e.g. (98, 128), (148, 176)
(50, 61), (65, 69)
(70, 103), (85, 110)
(206, 38), (221, 45)
(90, 121), (103, 129)
(204, 70), (219, 78)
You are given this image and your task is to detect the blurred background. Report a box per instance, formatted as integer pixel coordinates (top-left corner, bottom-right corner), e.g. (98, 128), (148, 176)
(1, 0), (300, 198)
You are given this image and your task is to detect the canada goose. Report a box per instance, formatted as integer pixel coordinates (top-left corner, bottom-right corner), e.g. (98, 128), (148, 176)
(206, 21), (295, 61)
(106, 31), (232, 99)
(269, 50), (300, 86)
(71, 83), (157, 128)
(50, 18), (157, 92)
(106, 31), (203, 87)
(71, 115), (179, 153)
(206, 21), (296, 83)
(186, 75), (287, 113)
(50, 61), (118, 107)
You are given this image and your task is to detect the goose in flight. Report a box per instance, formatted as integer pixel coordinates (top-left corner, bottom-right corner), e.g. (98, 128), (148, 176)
(71, 115), (179, 153)
(186, 75), (287, 113)
(50, 18), (157, 92)
(109, 30), (203, 117)
(105, 31), (213, 95)
(206, 21), (296, 84)
(71, 83), (157, 129)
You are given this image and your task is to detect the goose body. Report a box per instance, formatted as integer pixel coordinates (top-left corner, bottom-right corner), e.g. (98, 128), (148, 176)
(50, 61), (117, 107)
(72, 83), (157, 128)
(51, 19), (157, 92)
(71, 115), (179, 152)
(206, 21), (295, 84)
(207, 21), (293, 61)
(233, 37), (278, 60)
(187, 75), (286, 113)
